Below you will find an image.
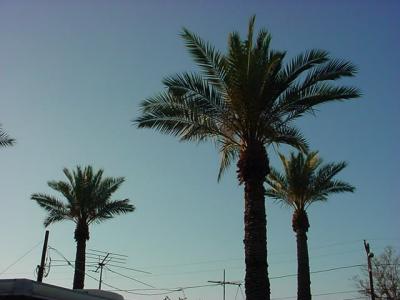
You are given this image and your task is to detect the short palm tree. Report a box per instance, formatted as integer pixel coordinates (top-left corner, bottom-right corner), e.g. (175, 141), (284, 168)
(0, 125), (15, 147)
(135, 16), (359, 300)
(266, 151), (355, 300)
(31, 166), (135, 289)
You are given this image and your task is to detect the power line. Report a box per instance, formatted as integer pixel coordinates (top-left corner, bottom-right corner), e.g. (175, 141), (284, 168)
(105, 267), (155, 288)
(45, 247), (372, 300)
(271, 289), (361, 299)
(48, 246), (220, 297)
(106, 283), (221, 296)
(0, 241), (41, 276)
(270, 264), (364, 280)
(106, 263), (152, 274)
(96, 238), (399, 274)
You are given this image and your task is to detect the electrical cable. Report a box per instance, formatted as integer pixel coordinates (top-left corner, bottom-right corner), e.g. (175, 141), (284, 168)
(271, 289), (361, 299)
(0, 241), (41, 276)
(104, 266), (155, 288)
(270, 264), (364, 280)
(44, 245), (397, 299)
(106, 283), (221, 296)
(106, 263), (152, 274)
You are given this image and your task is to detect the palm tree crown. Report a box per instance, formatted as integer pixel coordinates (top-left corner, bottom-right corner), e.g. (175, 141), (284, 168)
(32, 165), (135, 289)
(136, 16), (360, 179)
(32, 166), (134, 228)
(266, 151), (355, 215)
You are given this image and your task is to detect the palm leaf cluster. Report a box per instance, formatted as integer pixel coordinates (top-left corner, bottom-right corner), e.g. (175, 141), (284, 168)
(136, 16), (360, 179)
(32, 166), (134, 228)
(266, 151), (355, 211)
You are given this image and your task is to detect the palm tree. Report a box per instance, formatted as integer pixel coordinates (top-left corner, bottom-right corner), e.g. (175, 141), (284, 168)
(134, 16), (360, 300)
(265, 151), (355, 300)
(31, 166), (135, 289)
(0, 125), (15, 147)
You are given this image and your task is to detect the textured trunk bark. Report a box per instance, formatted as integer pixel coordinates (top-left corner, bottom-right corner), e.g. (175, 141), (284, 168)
(293, 210), (311, 300)
(73, 237), (86, 289)
(73, 221), (89, 289)
(238, 141), (270, 300)
(296, 230), (311, 300)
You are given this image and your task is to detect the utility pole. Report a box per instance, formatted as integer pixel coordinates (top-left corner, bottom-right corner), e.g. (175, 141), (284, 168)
(37, 230), (49, 283)
(364, 240), (375, 300)
(96, 253), (109, 290)
(88, 249), (130, 290)
(208, 269), (241, 300)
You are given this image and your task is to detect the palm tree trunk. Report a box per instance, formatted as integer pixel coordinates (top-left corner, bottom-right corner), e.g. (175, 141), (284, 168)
(73, 237), (86, 289)
(238, 141), (270, 300)
(296, 230), (311, 300)
(73, 221), (89, 289)
(293, 211), (311, 300)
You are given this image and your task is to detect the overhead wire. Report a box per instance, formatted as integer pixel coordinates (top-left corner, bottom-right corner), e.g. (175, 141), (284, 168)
(106, 283), (221, 296)
(105, 263), (151, 274)
(42, 244), (399, 299)
(0, 241), (42, 276)
(271, 289), (361, 299)
(104, 266), (155, 288)
(48, 246), (220, 297)
(270, 264), (364, 280)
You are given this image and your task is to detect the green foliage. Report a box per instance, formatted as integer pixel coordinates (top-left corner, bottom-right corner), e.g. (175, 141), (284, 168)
(265, 151), (355, 210)
(135, 16), (360, 179)
(31, 166), (135, 228)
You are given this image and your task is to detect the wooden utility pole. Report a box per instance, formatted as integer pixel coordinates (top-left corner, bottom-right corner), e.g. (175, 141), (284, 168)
(364, 240), (375, 300)
(208, 269), (241, 300)
(37, 230), (49, 283)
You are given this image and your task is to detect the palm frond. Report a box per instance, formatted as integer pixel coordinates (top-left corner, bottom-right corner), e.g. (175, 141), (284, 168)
(314, 161), (348, 183)
(217, 139), (240, 181)
(62, 168), (75, 187)
(278, 49), (329, 86)
(0, 126), (15, 147)
(31, 193), (71, 226)
(136, 92), (224, 142)
(163, 72), (226, 114)
(302, 59), (358, 88)
(43, 210), (72, 227)
(93, 177), (125, 204)
(267, 125), (309, 153)
(274, 83), (361, 123)
(181, 28), (227, 91)
(47, 180), (75, 205)
(31, 193), (69, 212)
(90, 199), (135, 224)
(245, 15), (256, 74)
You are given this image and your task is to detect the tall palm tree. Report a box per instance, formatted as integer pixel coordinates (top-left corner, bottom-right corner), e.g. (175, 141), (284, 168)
(134, 16), (359, 300)
(0, 125), (15, 147)
(265, 151), (355, 300)
(31, 166), (135, 289)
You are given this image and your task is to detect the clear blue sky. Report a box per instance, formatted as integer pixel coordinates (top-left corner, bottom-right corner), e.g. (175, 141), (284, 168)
(0, 1), (399, 300)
